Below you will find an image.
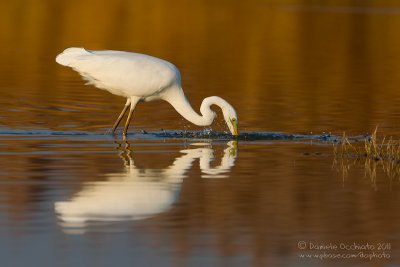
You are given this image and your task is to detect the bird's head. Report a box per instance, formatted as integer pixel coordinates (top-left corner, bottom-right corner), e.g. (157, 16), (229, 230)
(222, 105), (239, 136)
(201, 96), (239, 136)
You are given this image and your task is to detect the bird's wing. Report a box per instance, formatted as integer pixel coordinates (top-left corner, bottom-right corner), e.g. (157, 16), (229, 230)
(55, 47), (93, 66)
(56, 48), (136, 87)
(56, 47), (181, 97)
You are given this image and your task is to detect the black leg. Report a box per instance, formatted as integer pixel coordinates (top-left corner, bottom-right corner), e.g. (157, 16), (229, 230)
(122, 108), (134, 136)
(111, 102), (130, 133)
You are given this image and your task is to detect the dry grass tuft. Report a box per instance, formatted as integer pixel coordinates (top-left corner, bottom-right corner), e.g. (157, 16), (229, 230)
(334, 127), (400, 162)
(333, 127), (400, 186)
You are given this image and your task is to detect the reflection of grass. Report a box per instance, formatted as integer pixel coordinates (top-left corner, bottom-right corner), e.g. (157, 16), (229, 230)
(333, 127), (400, 187)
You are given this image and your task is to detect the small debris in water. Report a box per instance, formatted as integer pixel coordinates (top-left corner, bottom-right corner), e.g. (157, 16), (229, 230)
(152, 130), (340, 142)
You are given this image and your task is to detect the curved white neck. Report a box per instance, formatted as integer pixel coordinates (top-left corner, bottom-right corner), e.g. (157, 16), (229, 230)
(163, 87), (220, 126)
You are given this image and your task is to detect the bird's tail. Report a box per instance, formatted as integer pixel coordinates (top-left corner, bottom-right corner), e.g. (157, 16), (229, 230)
(55, 47), (92, 66)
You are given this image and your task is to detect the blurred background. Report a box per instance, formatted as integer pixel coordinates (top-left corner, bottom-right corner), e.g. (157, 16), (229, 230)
(1, 1), (400, 267)
(2, 0), (400, 135)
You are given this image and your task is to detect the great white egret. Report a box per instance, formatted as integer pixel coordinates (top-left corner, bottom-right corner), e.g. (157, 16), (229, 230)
(55, 141), (237, 232)
(56, 48), (239, 136)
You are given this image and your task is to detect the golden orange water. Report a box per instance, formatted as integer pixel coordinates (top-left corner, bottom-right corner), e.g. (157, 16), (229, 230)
(1, 1), (400, 266)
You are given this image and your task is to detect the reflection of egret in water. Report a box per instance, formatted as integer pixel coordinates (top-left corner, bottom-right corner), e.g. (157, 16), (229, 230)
(55, 141), (237, 233)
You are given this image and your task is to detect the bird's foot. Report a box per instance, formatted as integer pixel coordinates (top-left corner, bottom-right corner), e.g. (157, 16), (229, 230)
(122, 133), (128, 142)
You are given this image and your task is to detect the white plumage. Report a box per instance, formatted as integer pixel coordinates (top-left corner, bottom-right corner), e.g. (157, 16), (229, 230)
(54, 142), (237, 232)
(56, 47), (238, 135)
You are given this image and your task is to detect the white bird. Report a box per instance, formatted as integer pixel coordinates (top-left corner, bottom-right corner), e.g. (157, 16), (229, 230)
(54, 141), (237, 232)
(56, 48), (239, 136)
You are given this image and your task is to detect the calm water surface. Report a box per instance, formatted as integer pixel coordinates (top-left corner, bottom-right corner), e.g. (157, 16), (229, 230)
(1, 1), (400, 266)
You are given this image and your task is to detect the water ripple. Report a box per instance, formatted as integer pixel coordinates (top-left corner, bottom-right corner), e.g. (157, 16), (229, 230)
(0, 128), (350, 142)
